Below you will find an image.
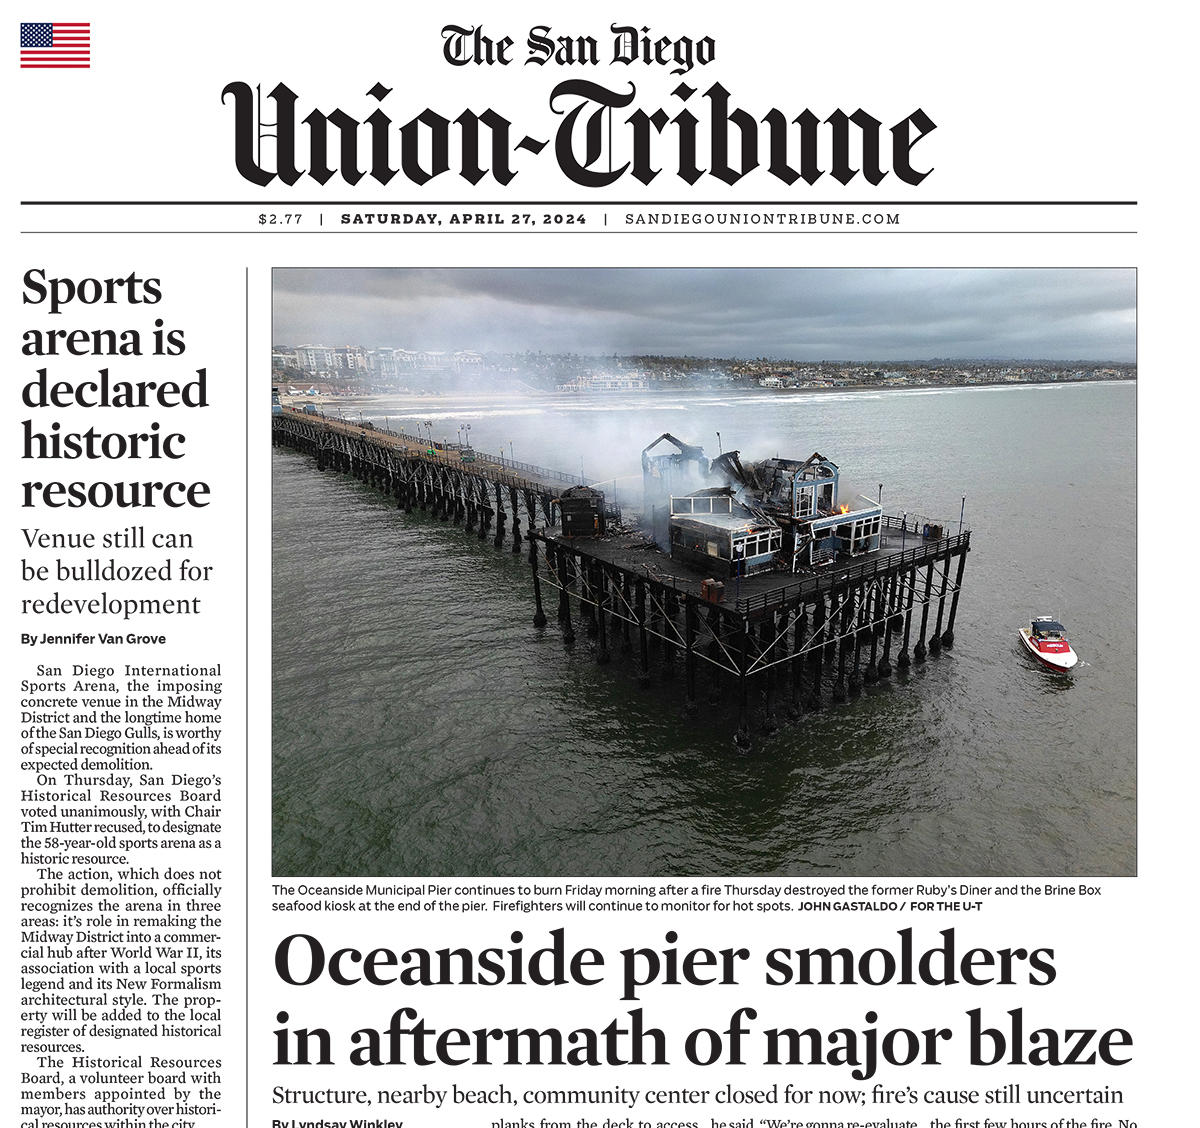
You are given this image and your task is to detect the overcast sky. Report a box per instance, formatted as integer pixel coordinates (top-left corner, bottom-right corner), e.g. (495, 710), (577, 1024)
(272, 268), (1135, 361)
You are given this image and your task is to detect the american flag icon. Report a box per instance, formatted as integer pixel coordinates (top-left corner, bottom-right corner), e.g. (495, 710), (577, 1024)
(20, 21), (90, 68)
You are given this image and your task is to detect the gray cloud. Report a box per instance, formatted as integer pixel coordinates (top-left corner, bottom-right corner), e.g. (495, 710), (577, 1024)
(272, 268), (1135, 360)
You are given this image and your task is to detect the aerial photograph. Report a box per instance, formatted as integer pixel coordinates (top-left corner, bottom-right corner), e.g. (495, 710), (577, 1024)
(270, 267), (1135, 879)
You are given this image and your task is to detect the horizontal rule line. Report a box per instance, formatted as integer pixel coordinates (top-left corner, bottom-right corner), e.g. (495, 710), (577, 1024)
(20, 230), (1140, 236)
(20, 199), (1139, 207)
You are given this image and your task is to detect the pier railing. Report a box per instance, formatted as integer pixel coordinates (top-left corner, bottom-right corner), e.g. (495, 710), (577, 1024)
(495, 456), (586, 487)
(295, 409), (588, 492)
(882, 512), (971, 537)
(733, 530), (971, 615)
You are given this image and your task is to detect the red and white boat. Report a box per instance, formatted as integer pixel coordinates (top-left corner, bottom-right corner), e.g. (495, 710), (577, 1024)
(1018, 616), (1078, 672)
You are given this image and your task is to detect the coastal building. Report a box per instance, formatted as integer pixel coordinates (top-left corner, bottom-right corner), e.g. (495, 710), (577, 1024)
(668, 489), (782, 577)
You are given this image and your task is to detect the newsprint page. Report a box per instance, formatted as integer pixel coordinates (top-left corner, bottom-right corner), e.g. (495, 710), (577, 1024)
(5, 5), (1192, 1128)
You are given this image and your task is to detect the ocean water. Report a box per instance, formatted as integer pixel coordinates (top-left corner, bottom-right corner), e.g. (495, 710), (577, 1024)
(272, 381), (1135, 877)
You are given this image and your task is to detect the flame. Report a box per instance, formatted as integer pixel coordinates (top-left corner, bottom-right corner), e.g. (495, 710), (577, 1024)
(838, 504), (849, 514)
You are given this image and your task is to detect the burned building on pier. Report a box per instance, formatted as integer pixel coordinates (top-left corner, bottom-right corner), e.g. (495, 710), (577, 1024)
(641, 433), (710, 550)
(645, 437), (886, 577)
(667, 488), (783, 578)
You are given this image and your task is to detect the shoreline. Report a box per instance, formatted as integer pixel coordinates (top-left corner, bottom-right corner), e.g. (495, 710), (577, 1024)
(284, 377), (1134, 406)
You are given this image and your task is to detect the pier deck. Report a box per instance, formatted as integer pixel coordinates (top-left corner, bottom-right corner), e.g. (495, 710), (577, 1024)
(543, 518), (969, 617)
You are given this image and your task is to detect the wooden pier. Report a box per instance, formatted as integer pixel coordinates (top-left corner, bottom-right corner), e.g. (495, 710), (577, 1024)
(273, 407), (594, 551)
(274, 408), (971, 747)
